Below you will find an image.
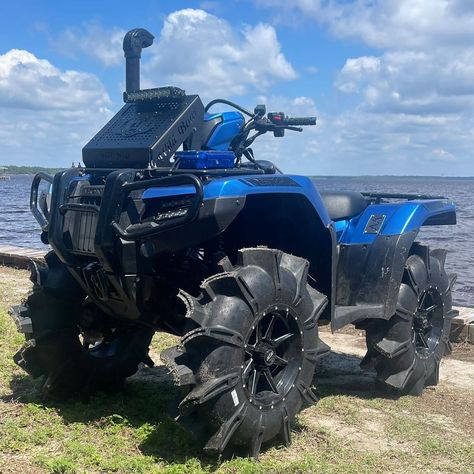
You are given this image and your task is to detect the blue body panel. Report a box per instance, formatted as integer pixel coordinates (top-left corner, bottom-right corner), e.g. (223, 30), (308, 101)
(204, 111), (245, 150)
(335, 199), (456, 245)
(142, 175), (332, 227)
(142, 176), (456, 241)
(175, 150), (236, 169)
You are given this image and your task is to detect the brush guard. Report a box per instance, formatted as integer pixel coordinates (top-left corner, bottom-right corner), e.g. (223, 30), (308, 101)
(30, 172), (54, 231)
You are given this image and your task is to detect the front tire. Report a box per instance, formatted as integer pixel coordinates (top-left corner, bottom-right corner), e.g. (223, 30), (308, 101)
(13, 252), (154, 396)
(363, 244), (456, 395)
(173, 248), (328, 457)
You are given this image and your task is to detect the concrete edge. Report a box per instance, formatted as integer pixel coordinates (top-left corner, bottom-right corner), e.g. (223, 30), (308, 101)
(451, 306), (474, 344)
(0, 245), (46, 270)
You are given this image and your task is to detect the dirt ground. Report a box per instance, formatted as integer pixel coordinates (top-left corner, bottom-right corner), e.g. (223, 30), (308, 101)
(319, 326), (474, 392)
(1, 265), (473, 473)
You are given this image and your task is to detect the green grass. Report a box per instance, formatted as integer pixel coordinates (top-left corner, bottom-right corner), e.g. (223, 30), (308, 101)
(1, 267), (473, 473)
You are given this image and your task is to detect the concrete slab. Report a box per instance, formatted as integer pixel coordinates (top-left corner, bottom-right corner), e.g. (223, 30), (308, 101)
(451, 306), (474, 344)
(0, 245), (46, 269)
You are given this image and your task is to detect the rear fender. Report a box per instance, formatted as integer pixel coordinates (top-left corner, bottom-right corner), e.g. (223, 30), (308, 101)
(333, 198), (456, 330)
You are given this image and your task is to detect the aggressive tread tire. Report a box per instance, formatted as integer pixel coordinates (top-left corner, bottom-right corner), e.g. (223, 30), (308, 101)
(175, 248), (328, 457)
(14, 252), (154, 396)
(363, 244), (455, 395)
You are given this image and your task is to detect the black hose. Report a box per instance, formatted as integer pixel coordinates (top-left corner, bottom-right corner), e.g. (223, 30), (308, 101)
(205, 99), (253, 117)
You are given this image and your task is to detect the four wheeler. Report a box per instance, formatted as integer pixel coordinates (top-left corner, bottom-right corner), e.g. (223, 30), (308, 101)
(11, 29), (457, 457)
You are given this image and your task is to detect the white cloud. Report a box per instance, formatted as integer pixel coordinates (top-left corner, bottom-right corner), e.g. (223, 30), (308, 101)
(336, 56), (381, 93)
(255, 94), (318, 116)
(330, 0), (474, 51)
(142, 9), (296, 100)
(257, 0), (474, 50)
(0, 49), (112, 167)
(255, 0), (474, 174)
(336, 50), (474, 116)
(52, 22), (126, 66)
(51, 10), (297, 101)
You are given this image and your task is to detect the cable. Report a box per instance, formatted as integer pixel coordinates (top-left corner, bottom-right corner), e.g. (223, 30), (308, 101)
(204, 99), (253, 117)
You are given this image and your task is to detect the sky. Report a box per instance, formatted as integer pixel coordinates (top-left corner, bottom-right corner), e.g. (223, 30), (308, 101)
(0, 0), (473, 176)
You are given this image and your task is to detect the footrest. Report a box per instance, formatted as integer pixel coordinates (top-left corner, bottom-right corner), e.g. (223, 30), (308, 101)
(160, 346), (195, 386)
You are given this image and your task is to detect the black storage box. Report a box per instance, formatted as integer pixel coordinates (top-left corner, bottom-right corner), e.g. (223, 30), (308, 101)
(82, 93), (204, 169)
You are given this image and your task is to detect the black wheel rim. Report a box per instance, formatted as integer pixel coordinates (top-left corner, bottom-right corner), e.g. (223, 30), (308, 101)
(79, 328), (129, 358)
(413, 287), (444, 357)
(241, 305), (303, 408)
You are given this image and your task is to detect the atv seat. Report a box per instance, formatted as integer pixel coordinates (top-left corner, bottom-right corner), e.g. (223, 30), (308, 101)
(320, 191), (368, 221)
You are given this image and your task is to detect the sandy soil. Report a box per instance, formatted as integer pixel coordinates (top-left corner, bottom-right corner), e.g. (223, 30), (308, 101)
(318, 328), (474, 393)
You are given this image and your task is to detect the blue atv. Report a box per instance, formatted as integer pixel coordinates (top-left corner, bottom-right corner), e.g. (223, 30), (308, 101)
(12, 29), (457, 457)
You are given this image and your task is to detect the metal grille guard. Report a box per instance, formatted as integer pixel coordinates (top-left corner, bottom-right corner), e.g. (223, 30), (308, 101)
(30, 172), (54, 231)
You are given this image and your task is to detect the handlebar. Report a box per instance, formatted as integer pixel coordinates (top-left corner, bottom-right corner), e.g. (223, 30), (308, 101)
(204, 99), (318, 165)
(267, 112), (316, 127)
(282, 116), (317, 126)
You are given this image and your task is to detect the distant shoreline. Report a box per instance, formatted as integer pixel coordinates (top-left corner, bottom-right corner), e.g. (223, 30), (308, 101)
(1, 165), (473, 179)
(1, 166), (63, 175)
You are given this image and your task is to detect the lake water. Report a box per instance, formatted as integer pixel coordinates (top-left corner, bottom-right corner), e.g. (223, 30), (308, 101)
(1, 174), (472, 307)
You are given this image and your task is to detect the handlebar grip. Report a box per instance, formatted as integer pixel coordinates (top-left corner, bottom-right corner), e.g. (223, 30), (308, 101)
(283, 116), (317, 126)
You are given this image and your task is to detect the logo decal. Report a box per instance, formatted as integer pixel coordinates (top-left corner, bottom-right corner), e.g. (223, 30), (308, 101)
(118, 115), (155, 137)
(364, 214), (386, 234)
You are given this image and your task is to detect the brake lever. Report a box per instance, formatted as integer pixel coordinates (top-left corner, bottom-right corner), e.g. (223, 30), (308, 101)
(286, 126), (303, 132)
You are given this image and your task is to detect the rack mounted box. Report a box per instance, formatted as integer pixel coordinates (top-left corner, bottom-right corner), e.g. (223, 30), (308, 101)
(82, 94), (204, 169)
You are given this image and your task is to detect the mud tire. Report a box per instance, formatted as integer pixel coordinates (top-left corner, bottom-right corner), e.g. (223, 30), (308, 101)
(363, 244), (456, 395)
(175, 248), (328, 457)
(14, 252), (154, 396)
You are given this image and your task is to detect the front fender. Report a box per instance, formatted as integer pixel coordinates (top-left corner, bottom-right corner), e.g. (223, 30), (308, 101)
(143, 174), (337, 321)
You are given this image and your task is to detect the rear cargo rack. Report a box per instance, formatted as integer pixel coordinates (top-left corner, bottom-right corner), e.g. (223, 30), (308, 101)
(361, 192), (446, 204)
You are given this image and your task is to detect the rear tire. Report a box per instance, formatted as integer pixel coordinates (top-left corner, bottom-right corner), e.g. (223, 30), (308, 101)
(174, 248), (328, 457)
(14, 252), (154, 396)
(362, 244), (456, 395)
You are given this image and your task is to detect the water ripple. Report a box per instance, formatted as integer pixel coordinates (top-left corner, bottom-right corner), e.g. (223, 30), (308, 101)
(1, 175), (472, 306)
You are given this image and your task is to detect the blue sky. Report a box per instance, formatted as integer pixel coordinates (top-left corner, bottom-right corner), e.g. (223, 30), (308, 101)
(0, 0), (473, 175)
